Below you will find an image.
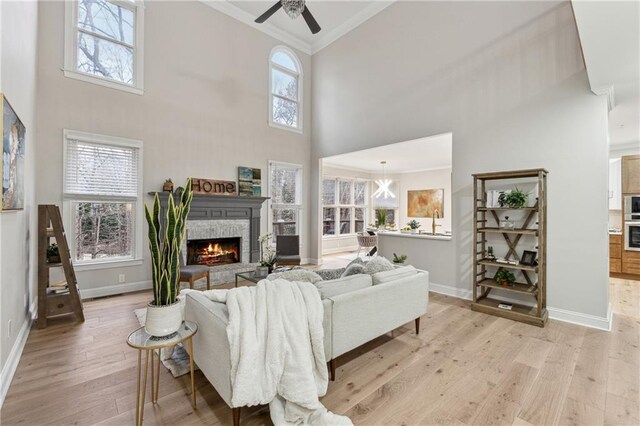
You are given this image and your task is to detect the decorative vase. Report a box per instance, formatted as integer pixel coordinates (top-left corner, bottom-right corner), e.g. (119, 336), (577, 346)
(256, 266), (269, 276)
(411, 229), (418, 234)
(47, 255), (61, 264)
(145, 302), (182, 337)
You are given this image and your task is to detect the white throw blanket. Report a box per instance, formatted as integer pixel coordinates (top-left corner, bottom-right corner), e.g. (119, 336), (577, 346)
(182, 280), (352, 425)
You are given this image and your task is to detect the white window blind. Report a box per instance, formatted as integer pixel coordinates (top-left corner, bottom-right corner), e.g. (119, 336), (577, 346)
(64, 139), (140, 198)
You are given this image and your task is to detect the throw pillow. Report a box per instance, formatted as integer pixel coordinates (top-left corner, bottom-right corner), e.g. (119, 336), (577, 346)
(267, 269), (323, 284)
(341, 263), (366, 277)
(315, 268), (346, 281)
(345, 257), (364, 269)
(363, 256), (395, 274)
(372, 265), (418, 285)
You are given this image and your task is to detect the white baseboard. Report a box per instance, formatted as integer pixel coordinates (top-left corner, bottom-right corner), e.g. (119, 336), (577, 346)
(322, 246), (359, 255)
(429, 282), (472, 300)
(428, 283), (613, 331)
(548, 303), (612, 331)
(0, 301), (36, 408)
(80, 280), (152, 300)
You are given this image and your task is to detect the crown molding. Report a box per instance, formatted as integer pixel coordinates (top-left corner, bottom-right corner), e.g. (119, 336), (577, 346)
(199, 1), (396, 56)
(322, 162), (375, 174)
(200, 0), (312, 54)
(610, 140), (640, 152)
(591, 84), (615, 112)
(310, 1), (396, 54)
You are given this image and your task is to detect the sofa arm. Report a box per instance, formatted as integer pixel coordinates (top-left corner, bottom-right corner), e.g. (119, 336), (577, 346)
(329, 271), (429, 358)
(185, 291), (234, 407)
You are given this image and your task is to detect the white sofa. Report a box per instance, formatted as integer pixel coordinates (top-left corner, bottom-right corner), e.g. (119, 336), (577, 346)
(185, 266), (429, 425)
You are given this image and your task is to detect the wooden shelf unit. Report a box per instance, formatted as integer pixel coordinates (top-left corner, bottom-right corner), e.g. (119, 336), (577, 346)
(37, 205), (84, 328)
(471, 169), (548, 327)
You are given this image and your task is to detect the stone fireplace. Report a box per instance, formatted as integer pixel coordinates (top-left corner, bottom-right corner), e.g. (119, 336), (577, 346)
(154, 192), (268, 285)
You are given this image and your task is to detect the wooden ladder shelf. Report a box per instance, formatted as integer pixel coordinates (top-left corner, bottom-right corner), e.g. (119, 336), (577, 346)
(471, 169), (548, 327)
(37, 204), (85, 328)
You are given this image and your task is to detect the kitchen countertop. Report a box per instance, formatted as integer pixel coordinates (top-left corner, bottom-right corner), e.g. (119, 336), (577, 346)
(377, 230), (452, 241)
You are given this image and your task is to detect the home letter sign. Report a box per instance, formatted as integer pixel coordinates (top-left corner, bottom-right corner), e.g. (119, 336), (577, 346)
(190, 178), (237, 196)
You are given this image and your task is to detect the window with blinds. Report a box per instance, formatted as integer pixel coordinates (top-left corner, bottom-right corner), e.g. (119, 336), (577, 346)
(65, 139), (140, 197)
(322, 178), (369, 237)
(63, 130), (142, 266)
(269, 161), (303, 236)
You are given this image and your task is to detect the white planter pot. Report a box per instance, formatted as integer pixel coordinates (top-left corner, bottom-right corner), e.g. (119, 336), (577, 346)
(411, 229), (418, 234)
(145, 302), (182, 337)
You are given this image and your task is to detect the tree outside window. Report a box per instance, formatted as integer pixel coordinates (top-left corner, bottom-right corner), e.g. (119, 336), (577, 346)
(270, 47), (302, 131)
(270, 162), (303, 236)
(322, 178), (369, 236)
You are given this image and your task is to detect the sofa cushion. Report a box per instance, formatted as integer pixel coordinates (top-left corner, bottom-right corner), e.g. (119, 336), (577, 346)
(363, 256), (395, 274)
(341, 263), (365, 277)
(315, 274), (372, 299)
(267, 269), (323, 284)
(315, 268), (346, 281)
(372, 265), (418, 285)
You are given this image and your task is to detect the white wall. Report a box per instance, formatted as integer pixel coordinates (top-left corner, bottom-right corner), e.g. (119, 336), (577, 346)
(0, 0), (39, 406)
(36, 1), (312, 297)
(397, 168), (452, 232)
(311, 1), (611, 324)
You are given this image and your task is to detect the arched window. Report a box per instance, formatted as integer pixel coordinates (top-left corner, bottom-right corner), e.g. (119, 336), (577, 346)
(269, 46), (302, 132)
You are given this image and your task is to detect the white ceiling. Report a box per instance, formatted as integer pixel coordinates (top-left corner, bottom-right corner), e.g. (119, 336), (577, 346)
(201, 0), (394, 54)
(572, 0), (640, 148)
(323, 133), (453, 173)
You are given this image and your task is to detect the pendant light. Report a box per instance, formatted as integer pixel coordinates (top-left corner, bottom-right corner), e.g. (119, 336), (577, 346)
(372, 161), (396, 199)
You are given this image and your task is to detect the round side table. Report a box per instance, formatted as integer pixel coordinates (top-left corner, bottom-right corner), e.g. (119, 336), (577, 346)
(127, 320), (198, 425)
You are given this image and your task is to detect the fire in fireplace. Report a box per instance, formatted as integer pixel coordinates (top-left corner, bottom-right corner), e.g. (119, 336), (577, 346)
(187, 237), (240, 266)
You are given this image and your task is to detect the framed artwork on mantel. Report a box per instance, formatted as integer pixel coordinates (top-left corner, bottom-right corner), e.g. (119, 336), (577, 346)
(407, 189), (444, 218)
(1, 94), (26, 211)
(238, 166), (262, 197)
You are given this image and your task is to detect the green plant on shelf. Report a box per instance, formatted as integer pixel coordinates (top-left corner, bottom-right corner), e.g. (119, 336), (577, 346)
(47, 243), (60, 263)
(498, 187), (528, 208)
(495, 269), (516, 286)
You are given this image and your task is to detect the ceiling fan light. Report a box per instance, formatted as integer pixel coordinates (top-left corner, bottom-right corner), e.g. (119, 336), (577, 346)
(282, 0), (305, 19)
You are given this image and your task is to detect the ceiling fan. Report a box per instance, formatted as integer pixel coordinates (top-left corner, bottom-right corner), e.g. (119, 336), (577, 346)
(254, 0), (321, 34)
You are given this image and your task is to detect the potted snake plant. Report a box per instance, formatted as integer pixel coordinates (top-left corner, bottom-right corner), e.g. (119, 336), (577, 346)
(144, 178), (193, 337)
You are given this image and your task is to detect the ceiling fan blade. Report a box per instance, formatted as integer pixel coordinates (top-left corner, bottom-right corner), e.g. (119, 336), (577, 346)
(301, 6), (321, 34)
(255, 1), (282, 23)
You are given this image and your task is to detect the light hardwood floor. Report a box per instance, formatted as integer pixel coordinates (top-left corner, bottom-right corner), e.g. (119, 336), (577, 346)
(2, 270), (639, 425)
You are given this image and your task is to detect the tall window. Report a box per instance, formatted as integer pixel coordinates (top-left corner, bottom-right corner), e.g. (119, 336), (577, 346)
(269, 46), (302, 132)
(63, 130), (143, 267)
(269, 161), (303, 236)
(64, 0), (144, 94)
(322, 178), (368, 236)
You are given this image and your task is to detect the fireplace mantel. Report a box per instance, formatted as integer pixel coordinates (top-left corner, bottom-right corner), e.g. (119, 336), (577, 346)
(151, 192), (269, 262)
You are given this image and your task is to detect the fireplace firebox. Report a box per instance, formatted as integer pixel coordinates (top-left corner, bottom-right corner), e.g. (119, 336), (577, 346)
(187, 237), (240, 266)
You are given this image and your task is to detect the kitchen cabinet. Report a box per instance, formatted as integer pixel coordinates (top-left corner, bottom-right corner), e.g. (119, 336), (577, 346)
(610, 234), (622, 274)
(622, 250), (640, 275)
(622, 155), (640, 194)
(609, 158), (621, 210)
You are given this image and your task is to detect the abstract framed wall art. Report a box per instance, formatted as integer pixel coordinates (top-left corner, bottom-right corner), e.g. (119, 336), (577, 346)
(407, 189), (444, 218)
(238, 166), (262, 197)
(1, 94), (25, 211)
